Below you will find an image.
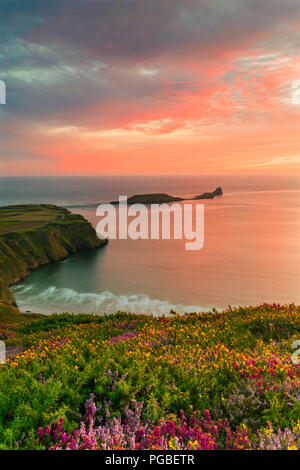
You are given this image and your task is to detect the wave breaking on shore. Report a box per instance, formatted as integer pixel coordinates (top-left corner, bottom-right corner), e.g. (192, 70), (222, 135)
(12, 284), (210, 316)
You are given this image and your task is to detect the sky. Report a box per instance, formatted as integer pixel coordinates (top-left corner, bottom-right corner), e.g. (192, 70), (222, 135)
(0, 0), (299, 175)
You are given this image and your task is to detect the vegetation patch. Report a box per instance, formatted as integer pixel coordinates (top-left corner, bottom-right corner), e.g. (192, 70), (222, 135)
(0, 304), (299, 450)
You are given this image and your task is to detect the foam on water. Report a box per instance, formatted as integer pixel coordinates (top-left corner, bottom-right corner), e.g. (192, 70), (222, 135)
(12, 284), (209, 316)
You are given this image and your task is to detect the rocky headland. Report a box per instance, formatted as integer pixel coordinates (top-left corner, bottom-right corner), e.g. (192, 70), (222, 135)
(0, 204), (107, 319)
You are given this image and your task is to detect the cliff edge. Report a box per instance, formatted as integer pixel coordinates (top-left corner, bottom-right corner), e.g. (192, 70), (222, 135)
(0, 204), (107, 317)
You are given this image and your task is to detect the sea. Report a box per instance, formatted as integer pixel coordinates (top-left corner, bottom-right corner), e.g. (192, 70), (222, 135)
(0, 174), (299, 315)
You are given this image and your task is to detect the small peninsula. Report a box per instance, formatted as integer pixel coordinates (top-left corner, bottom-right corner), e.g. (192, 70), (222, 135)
(0, 204), (107, 320)
(111, 187), (223, 205)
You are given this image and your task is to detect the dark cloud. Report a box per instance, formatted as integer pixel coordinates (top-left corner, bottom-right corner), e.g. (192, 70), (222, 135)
(0, 1), (299, 132)
(1, 0), (299, 62)
(0, 52), (166, 128)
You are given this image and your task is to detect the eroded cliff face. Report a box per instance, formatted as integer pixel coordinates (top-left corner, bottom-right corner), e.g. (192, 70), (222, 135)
(0, 205), (107, 312)
(0, 279), (17, 306)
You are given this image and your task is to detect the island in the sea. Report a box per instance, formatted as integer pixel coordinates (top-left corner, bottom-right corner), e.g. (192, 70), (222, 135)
(0, 204), (107, 320)
(194, 187), (223, 199)
(111, 187), (223, 205)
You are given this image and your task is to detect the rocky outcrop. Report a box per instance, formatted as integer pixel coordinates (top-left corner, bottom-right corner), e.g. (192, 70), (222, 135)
(193, 187), (223, 200)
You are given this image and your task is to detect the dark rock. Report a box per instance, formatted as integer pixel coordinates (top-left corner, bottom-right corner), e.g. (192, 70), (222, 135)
(194, 187), (223, 200)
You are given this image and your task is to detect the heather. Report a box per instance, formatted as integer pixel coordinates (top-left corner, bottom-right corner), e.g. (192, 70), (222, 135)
(0, 304), (299, 450)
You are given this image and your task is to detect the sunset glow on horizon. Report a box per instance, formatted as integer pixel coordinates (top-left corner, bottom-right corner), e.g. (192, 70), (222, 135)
(1, 0), (300, 176)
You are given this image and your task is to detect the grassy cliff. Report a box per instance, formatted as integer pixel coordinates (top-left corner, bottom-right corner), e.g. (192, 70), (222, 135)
(0, 204), (107, 318)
